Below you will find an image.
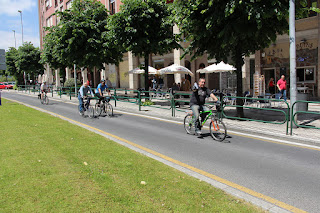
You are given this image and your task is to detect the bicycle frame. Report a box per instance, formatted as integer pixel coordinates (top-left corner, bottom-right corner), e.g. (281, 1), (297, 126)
(199, 110), (214, 127)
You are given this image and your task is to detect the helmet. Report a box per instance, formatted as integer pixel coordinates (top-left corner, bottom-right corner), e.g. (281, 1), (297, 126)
(101, 79), (105, 83)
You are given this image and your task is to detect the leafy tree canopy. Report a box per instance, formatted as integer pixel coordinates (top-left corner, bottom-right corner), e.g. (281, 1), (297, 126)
(108, 0), (180, 57)
(5, 47), (18, 78)
(174, 0), (294, 63)
(16, 42), (43, 77)
(41, 0), (123, 70)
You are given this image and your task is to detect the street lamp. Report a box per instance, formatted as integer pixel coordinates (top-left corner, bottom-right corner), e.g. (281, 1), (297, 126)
(18, 10), (26, 86)
(12, 30), (16, 48)
(18, 10), (24, 44)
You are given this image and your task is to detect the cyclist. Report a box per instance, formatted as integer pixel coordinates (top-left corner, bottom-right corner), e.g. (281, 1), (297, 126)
(78, 81), (94, 115)
(40, 81), (48, 100)
(190, 78), (219, 135)
(95, 79), (111, 104)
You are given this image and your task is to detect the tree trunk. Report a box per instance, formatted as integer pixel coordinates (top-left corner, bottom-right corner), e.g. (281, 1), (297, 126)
(116, 65), (120, 88)
(144, 54), (149, 92)
(235, 51), (244, 118)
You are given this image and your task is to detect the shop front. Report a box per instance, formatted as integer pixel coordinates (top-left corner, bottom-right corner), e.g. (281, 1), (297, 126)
(260, 39), (318, 99)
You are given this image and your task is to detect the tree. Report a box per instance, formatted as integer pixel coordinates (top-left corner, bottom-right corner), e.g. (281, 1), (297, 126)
(5, 47), (21, 84)
(108, 0), (180, 91)
(174, 0), (309, 117)
(16, 42), (43, 83)
(41, 0), (124, 76)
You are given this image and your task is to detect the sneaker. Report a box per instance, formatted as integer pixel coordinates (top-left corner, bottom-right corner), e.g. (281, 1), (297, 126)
(79, 111), (84, 116)
(195, 129), (202, 135)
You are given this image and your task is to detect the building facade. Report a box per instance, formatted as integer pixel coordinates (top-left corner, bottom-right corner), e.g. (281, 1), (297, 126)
(38, 0), (320, 99)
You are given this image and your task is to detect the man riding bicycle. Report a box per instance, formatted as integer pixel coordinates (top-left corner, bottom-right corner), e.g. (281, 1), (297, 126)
(190, 78), (219, 135)
(95, 79), (111, 104)
(78, 81), (94, 116)
(40, 81), (48, 100)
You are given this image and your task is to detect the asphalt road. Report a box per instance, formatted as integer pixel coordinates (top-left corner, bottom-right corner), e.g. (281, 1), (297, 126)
(3, 92), (320, 212)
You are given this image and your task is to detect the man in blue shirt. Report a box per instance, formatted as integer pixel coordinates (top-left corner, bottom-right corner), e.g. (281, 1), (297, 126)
(78, 81), (94, 115)
(95, 79), (111, 104)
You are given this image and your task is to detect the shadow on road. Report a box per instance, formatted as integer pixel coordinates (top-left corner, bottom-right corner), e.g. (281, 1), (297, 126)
(196, 133), (231, 143)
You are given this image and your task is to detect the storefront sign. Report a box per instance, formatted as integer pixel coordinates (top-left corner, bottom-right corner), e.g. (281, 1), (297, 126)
(296, 42), (314, 50)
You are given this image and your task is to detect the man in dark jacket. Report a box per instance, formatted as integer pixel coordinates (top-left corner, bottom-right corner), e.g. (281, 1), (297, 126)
(190, 78), (219, 135)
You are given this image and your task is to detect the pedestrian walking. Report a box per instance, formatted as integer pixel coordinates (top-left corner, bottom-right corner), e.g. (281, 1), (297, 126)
(277, 75), (287, 101)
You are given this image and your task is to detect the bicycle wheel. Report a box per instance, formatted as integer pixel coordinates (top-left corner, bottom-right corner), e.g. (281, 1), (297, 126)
(44, 96), (49, 105)
(105, 103), (113, 117)
(210, 119), (227, 142)
(95, 103), (102, 116)
(184, 114), (195, 134)
(88, 105), (95, 118)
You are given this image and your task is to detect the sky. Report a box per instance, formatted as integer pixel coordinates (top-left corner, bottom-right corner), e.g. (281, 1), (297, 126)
(0, 0), (40, 51)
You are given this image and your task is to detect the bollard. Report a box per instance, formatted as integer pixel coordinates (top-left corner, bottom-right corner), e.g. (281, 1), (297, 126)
(114, 89), (117, 107)
(138, 91), (141, 111)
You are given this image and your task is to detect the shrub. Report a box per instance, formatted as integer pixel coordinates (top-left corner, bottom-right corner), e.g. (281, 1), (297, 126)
(64, 78), (81, 88)
(141, 100), (154, 106)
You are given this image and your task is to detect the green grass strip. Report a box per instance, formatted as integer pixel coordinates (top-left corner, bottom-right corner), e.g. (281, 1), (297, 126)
(0, 99), (263, 212)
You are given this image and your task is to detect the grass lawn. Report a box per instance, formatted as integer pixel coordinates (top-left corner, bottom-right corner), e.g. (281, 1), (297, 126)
(0, 99), (263, 212)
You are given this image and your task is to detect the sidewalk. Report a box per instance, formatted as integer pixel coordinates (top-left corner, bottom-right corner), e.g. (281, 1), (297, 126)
(5, 89), (320, 146)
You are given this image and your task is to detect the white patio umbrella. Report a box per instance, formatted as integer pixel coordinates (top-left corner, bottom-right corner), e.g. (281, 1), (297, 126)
(158, 64), (194, 76)
(128, 66), (159, 75)
(196, 61), (236, 91)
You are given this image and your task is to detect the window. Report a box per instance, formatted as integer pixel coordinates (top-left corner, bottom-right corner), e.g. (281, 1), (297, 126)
(60, 6), (63, 12)
(66, 0), (73, 9)
(297, 67), (316, 82)
(55, 0), (58, 7)
(55, 10), (59, 24)
(60, 0), (63, 3)
(46, 16), (53, 27)
(45, 0), (50, 10)
(110, 0), (115, 15)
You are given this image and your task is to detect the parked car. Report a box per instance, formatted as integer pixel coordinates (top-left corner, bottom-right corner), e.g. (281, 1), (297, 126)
(0, 82), (13, 89)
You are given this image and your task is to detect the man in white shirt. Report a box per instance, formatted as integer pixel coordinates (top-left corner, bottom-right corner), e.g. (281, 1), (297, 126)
(78, 81), (94, 115)
(40, 81), (48, 100)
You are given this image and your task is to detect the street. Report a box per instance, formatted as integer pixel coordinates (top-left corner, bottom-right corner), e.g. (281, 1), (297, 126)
(3, 91), (320, 213)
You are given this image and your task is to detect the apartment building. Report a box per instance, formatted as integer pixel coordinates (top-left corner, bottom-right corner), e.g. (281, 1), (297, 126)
(38, 0), (320, 99)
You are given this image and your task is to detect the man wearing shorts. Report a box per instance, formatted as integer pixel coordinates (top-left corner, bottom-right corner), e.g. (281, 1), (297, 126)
(95, 80), (111, 104)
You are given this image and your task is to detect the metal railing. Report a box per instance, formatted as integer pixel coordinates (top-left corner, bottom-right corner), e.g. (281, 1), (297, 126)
(16, 85), (319, 136)
(140, 90), (175, 116)
(290, 100), (320, 135)
(222, 96), (290, 134)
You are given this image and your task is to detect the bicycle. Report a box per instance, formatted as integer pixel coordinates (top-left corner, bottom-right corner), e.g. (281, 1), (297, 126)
(184, 103), (227, 141)
(80, 96), (95, 118)
(95, 96), (113, 117)
(39, 92), (49, 105)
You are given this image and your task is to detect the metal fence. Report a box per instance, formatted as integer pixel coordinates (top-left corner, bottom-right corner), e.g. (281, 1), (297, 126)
(222, 96), (290, 134)
(290, 100), (320, 135)
(16, 85), (319, 135)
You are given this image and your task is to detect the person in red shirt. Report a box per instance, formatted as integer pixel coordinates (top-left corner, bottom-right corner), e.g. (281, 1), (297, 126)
(277, 75), (287, 101)
(268, 78), (275, 94)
